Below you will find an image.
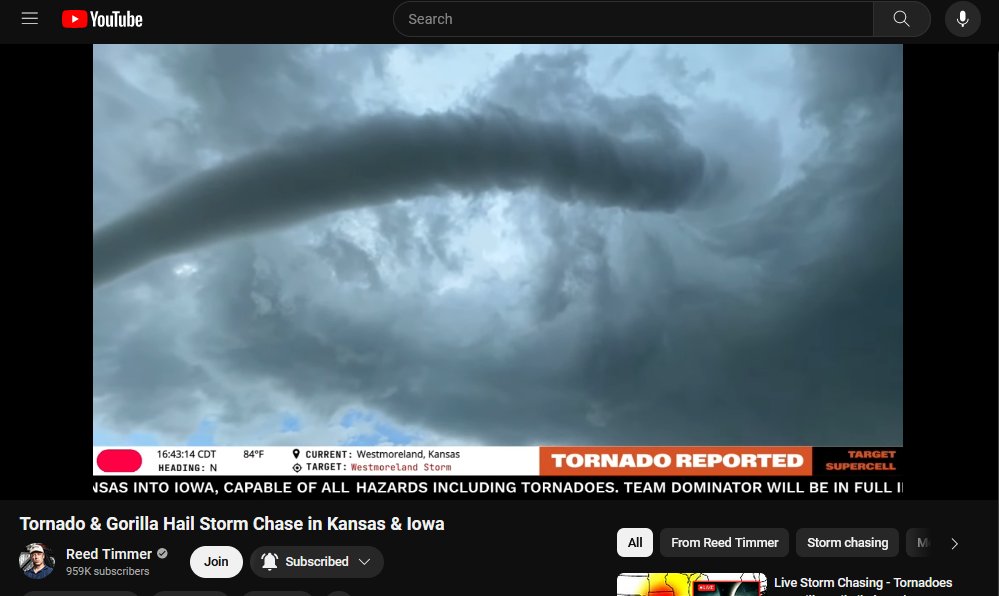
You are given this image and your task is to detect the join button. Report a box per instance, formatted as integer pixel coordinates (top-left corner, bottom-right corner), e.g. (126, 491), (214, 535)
(190, 546), (244, 578)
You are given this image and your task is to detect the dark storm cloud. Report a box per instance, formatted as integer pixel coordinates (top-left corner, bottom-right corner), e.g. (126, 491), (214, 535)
(394, 44), (900, 444)
(793, 44), (902, 132)
(679, 44), (903, 441)
(93, 109), (715, 286)
(482, 50), (687, 139)
(477, 51), (732, 202)
(155, 44), (374, 147)
(93, 45), (902, 446)
(93, 44), (401, 228)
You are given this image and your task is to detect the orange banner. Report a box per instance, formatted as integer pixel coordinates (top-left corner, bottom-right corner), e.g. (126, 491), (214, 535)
(539, 446), (812, 476)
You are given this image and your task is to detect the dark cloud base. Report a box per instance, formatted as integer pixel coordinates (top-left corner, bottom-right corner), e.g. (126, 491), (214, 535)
(93, 110), (715, 287)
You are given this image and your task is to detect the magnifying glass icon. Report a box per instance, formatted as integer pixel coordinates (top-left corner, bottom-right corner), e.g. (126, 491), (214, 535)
(893, 10), (910, 27)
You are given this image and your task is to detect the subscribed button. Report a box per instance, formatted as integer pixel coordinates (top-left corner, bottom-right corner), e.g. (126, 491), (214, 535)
(249, 546), (383, 578)
(96, 449), (142, 472)
(190, 546), (244, 578)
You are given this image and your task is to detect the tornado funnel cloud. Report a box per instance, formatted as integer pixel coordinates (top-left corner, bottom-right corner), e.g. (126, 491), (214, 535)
(93, 110), (713, 287)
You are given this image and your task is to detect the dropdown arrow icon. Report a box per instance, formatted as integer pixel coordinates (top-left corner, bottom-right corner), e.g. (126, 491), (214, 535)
(359, 558), (371, 565)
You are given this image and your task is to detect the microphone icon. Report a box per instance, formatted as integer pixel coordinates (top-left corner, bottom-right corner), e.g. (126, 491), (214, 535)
(947, 2), (978, 36)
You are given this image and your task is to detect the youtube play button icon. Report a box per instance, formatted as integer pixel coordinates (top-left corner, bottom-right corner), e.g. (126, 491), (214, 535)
(62, 9), (88, 28)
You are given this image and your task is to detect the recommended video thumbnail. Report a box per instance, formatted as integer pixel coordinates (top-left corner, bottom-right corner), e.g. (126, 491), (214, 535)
(618, 573), (767, 596)
(94, 44), (902, 447)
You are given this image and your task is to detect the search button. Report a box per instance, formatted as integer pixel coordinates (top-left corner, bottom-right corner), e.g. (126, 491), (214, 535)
(874, 1), (930, 36)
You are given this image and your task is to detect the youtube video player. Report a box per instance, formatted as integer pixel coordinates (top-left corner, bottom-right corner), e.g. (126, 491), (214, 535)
(2, 2), (996, 595)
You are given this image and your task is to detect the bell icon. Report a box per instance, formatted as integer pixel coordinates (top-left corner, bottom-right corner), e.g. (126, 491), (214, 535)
(261, 552), (278, 570)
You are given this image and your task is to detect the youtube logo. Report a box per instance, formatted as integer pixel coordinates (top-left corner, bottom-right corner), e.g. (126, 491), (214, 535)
(62, 9), (88, 28)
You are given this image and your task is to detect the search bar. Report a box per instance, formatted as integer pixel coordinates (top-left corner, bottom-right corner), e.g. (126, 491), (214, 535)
(394, 1), (931, 37)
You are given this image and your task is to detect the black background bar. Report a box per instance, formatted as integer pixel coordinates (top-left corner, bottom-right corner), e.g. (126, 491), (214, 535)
(4, 0), (984, 43)
(395, 1), (873, 37)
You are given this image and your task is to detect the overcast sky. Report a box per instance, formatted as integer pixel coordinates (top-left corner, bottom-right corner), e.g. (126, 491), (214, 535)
(93, 44), (902, 446)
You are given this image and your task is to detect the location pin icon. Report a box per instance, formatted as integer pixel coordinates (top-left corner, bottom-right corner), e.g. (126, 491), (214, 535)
(292, 448), (300, 459)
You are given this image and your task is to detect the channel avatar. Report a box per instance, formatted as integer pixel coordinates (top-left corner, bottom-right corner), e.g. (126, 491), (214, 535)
(20, 542), (55, 579)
